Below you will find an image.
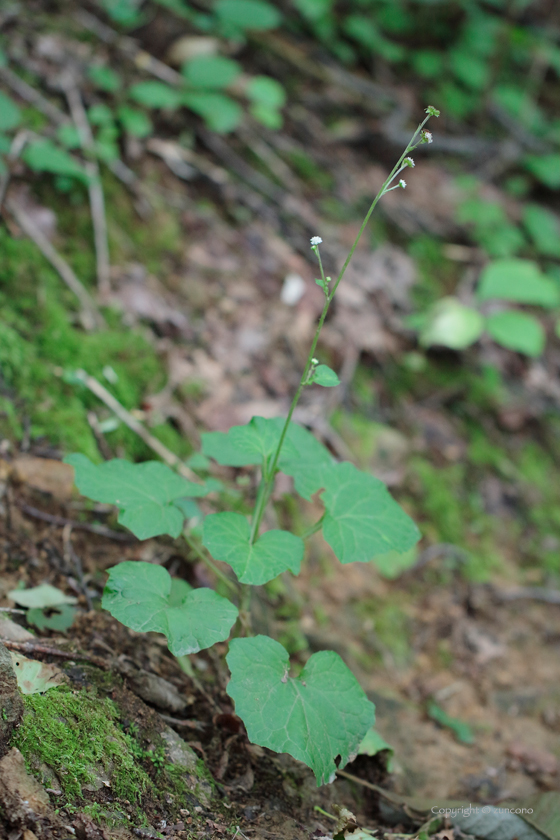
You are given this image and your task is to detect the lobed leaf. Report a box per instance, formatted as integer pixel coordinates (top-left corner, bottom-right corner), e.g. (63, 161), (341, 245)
(64, 454), (208, 540)
(320, 462), (420, 563)
(102, 561), (238, 655)
(226, 635), (375, 785)
(203, 416), (334, 500)
(203, 512), (303, 584)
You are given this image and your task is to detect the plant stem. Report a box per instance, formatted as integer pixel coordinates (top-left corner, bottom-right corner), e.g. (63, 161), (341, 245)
(183, 531), (239, 597)
(247, 114), (433, 545)
(300, 515), (325, 540)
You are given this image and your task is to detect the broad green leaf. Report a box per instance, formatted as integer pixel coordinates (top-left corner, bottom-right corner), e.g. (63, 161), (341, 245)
(8, 584), (77, 608)
(22, 140), (89, 183)
(524, 154), (560, 189)
(0, 91), (22, 131)
(358, 727), (394, 770)
(477, 259), (560, 307)
(450, 49), (489, 90)
(10, 652), (65, 695)
(117, 106), (153, 138)
(517, 792), (560, 840)
(88, 103), (114, 125)
(249, 102), (282, 129)
(420, 297), (484, 350)
(226, 636), (375, 785)
(427, 701), (474, 744)
(202, 416), (288, 467)
(292, 0), (333, 23)
(128, 81), (183, 109)
(279, 423), (335, 500)
(371, 547), (417, 579)
(523, 205), (560, 258)
(203, 512), (303, 584)
(168, 576), (193, 606)
(27, 605), (77, 633)
(182, 92), (242, 132)
(486, 310), (545, 357)
(202, 417), (334, 499)
(57, 124), (82, 149)
(182, 55), (241, 88)
(311, 364), (340, 387)
(214, 0), (282, 31)
(103, 561), (238, 654)
(88, 65), (121, 92)
(321, 462), (420, 563)
(246, 76), (286, 108)
(64, 454), (208, 540)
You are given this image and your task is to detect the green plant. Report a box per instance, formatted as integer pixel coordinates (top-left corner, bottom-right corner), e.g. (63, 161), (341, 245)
(64, 109), (439, 785)
(416, 258), (559, 357)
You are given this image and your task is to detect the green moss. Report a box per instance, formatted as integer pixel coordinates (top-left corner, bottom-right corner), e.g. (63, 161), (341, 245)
(13, 689), (151, 802)
(0, 226), (191, 460)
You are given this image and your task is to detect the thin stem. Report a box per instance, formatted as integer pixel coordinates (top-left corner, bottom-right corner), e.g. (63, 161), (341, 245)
(183, 531), (239, 597)
(246, 113), (434, 546)
(300, 515), (325, 540)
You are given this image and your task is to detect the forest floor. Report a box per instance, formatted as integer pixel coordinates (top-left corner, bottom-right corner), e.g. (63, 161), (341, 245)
(1, 2), (560, 839)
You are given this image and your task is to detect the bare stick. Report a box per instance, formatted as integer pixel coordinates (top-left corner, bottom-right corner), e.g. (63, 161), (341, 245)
(17, 501), (134, 542)
(0, 129), (30, 214)
(6, 198), (105, 330)
(73, 370), (199, 481)
(64, 82), (111, 298)
(1, 639), (109, 670)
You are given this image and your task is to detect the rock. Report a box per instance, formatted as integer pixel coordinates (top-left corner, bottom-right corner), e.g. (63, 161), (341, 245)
(0, 748), (50, 826)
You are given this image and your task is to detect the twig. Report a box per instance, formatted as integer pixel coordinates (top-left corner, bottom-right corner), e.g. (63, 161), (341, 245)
(62, 524), (94, 610)
(492, 585), (560, 605)
(0, 130), (30, 214)
(0, 65), (68, 125)
(86, 411), (114, 460)
(17, 501), (135, 542)
(73, 8), (183, 86)
(1, 639), (109, 669)
(63, 81), (111, 298)
(72, 370), (199, 481)
(6, 198), (105, 330)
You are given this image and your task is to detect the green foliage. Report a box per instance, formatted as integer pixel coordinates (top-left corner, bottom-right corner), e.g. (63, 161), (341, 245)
(486, 310), (545, 357)
(226, 635), (375, 785)
(102, 562), (238, 654)
(128, 81), (183, 109)
(0, 91), (21, 130)
(214, 0), (282, 32)
(182, 55), (241, 88)
(64, 455), (208, 539)
(311, 364), (341, 387)
(427, 701), (475, 745)
(477, 260), (559, 308)
(321, 462), (420, 563)
(203, 512), (304, 584)
(22, 140), (90, 184)
(418, 259), (560, 358)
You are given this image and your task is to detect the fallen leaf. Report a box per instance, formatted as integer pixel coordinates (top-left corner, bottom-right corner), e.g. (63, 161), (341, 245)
(12, 456), (74, 501)
(9, 653), (65, 694)
(8, 584), (77, 609)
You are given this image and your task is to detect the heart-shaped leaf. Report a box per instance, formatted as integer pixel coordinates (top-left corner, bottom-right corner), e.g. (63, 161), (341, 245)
(203, 512), (303, 584)
(64, 455), (208, 540)
(102, 561), (238, 654)
(321, 462), (420, 563)
(226, 636), (375, 785)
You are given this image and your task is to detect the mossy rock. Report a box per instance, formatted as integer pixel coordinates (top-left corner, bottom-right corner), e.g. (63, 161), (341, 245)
(10, 668), (217, 832)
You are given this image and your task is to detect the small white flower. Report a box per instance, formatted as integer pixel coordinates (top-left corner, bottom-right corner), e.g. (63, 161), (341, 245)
(310, 236), (322, 246)
(404, 157), (415, 167)
(422, 130), (433, 144)
(311, 358), (319, 365)
(399, 179), (406, 188)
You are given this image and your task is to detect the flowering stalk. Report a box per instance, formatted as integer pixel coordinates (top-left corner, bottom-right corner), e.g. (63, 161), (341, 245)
(248, 108), (440, 545)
